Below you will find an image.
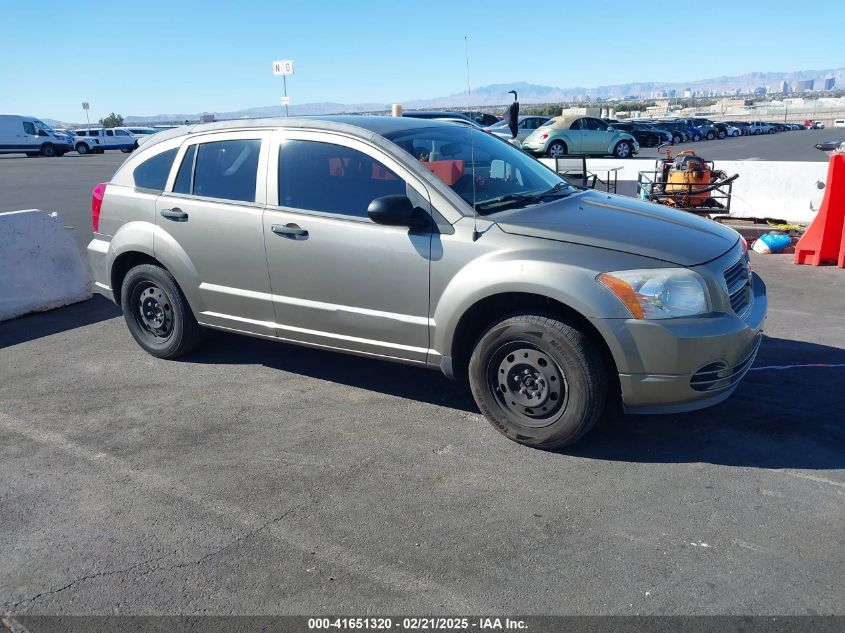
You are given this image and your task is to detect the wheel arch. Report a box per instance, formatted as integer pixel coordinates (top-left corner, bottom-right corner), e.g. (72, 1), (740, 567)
(446, 292), (619, 394)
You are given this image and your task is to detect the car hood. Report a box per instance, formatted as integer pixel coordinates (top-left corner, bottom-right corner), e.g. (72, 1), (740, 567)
(493, 190), (739, 267)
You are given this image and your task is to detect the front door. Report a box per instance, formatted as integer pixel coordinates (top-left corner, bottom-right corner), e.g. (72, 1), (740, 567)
(154, 130), (276, 335)
(263, 131), (433, 363)
(581, 117), (612, 154)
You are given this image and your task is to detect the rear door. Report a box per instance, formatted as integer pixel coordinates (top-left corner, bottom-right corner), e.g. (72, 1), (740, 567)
(263, 130), (433, 362)
(154, 130), (276, 335)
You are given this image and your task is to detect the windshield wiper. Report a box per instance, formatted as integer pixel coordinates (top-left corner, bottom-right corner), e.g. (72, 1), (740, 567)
(474, 182), (575, 212)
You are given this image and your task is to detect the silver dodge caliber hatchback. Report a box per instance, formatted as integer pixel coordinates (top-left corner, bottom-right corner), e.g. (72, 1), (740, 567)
(88, 116), (766, 449)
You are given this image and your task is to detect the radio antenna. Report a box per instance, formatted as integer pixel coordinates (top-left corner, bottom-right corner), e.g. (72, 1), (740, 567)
(465, 36), (480, 242)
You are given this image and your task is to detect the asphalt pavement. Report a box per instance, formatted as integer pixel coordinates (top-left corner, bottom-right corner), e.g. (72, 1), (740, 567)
(1, 139), (844, 617)
(637, 128), (836, 162)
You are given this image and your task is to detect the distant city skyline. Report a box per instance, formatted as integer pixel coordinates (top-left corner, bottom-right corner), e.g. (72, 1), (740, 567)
(1, 0), (842, 122)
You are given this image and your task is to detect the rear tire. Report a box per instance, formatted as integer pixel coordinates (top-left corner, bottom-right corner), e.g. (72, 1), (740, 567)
(546, 141), (567, 158)
(672, 134), (681, 144)
(692, 133), (702, 142)
(468, 315), (607, 449)
(706, 131), (715, 140)
(120, 264), (204, 359)
(76, 143), (89, 155)
(120, 148), (132, 153)
(40, 143), (57, 157)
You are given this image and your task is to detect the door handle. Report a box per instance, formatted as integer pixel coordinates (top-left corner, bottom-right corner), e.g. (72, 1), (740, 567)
(271, 223), (308, 239)
(160, 208), (188, 221)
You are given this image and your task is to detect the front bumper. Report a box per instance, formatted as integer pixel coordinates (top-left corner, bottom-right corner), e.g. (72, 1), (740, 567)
(593, 272), (767, 414)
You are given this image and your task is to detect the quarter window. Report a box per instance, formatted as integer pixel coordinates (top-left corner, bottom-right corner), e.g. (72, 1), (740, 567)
(278, 140), (405, 218)
(133, 148), (178, 191)
(193, 139), (261, 202)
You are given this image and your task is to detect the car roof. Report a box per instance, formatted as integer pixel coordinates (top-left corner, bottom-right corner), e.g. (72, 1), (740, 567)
(134, 115), (460, 154)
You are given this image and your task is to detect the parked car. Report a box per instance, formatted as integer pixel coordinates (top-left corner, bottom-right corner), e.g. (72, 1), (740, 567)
(62, 129), (102, 154)
(402, 111), (479, 126)
(522, 116), (639, 158)
(486, 115), (551, 142)
(712, 123), (731, 139)
(724, 121), (751, 135)
(804, 120), (825, 129)
(834, 119), (845, 129)
(116, 126), (160, 139)
(87, 116), (765, 449)
(608, 121), (669, 147)
(676, 118), (720, 140)
(74, 127), (138, 152)
(650, 121), (690, 144)
(0, 115), (73, 157)
(460, 111), (501, 127)
(722, 124), (742, 137)
(746, 122), (775, 135)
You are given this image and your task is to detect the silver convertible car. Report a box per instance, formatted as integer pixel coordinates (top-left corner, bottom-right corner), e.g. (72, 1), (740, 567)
(88, 116), (766, 449)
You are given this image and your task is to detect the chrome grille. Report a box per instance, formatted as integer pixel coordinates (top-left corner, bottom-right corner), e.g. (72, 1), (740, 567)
(724, 258), (751, 316)
(690, 335), (762, 392)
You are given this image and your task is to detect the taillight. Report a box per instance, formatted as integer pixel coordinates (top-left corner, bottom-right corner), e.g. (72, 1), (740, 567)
(92, 182), (107, 232)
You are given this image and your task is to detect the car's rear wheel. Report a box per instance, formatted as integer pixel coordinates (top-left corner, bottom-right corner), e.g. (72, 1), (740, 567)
(718, 130), (726, 139)
(692, 133), (701, 142)
(613, 141), (632, 158)
(468, 315), (607, 449)
(121, 264), (204, 359)
(706, 131), (715, 140)
(546, 141), (567, 158)
(40, 143), (57, 157)
(120, 147), (133, 153)
(76, 143), (89, 154)
(672, 134), (681, 144)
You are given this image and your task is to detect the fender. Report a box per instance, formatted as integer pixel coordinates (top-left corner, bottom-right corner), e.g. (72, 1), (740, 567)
(430, 237), (641, 364)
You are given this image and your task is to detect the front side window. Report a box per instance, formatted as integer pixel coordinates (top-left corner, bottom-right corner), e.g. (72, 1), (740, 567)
(278, 140), (405, 218)
(385, 125), (571, 214)
(90, 130), (100, 137)
(193, 139), (261, 202)
(133, 148), (177, 191)
(22, 122), (36, 135)
(106, 130), (114, 137)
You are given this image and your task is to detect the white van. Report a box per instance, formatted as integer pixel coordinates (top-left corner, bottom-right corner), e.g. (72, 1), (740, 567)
(0, 115), (73, 157)
(834, 119), (845, 129)
(73, 127), (137, 153)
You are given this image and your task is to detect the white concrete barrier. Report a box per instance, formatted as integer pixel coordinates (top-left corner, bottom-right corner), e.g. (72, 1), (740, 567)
(0, 210), (92, 322)
(540, 157), (829, 224)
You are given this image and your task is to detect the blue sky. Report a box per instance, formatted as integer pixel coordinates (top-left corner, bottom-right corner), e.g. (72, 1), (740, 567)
(1, 0), (840, 122)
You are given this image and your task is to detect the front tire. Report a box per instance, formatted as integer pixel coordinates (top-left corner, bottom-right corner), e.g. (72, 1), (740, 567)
(706, 131), (716, 140)
(76, 143), (89, 154)
(546, 141), (567, 158)
(613, 141), (632, 158)
(468, 315), (607, 449)
(692, 133), (702, 142)
(40, 143), (57, 157)
(672, 134), (681, 144)
(120, 264), (204, 359)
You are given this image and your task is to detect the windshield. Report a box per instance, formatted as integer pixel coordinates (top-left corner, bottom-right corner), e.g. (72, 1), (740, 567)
(34, 120), (55, 134)
(384, 125), (574, 215)
(489, 119), (509, 128)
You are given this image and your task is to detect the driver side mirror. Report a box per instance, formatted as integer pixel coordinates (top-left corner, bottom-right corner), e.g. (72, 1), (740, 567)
(606, 126), (614, 131)
(368, 195), (429, 229)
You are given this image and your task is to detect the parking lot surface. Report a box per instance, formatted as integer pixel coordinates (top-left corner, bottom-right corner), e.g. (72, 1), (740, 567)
(637, 128), (834, 162)
(2, 251), (844, 615)
(2, 134), (844, 617)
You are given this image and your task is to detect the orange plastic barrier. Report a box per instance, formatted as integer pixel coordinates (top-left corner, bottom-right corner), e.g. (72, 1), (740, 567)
(794, 154), (845, 267)
(422, 160), (465, 186)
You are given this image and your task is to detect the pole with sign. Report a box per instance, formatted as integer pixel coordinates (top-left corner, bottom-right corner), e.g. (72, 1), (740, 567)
(272, 60), (294, 116)
(82, 101), (90, 127)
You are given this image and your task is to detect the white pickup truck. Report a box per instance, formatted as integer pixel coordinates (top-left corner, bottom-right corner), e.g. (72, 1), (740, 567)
(73, 127), (137, 153)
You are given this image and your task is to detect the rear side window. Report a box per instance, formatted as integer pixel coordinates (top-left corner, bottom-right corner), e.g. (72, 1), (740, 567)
(193, 139), (261, 202)
(278, 140), (405, 218)
(133, 148), (178, 191)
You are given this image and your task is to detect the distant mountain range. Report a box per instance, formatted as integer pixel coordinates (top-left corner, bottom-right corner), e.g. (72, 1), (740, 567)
(108, 66), (841, 124)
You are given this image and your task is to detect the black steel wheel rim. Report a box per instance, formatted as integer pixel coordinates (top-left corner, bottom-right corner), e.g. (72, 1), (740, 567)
(133, 281), (174, 340)
(487, 342), (569, 428)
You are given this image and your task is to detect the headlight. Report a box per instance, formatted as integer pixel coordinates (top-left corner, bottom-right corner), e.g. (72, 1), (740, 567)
(597, 269), (710, 319)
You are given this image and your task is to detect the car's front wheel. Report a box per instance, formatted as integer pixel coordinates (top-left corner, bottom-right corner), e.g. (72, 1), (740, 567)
(468, 315), (607, 449)
(613, 141), (633, 158)
(706, 131), (716, 140)
(546, 141), (567, 158)
(40, 143), (57, 157)
(672, 134), (681, 144)
(76, 143), (89, 155)
(121, 264), (204, 359)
